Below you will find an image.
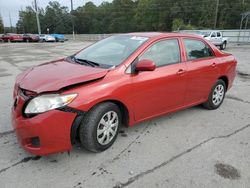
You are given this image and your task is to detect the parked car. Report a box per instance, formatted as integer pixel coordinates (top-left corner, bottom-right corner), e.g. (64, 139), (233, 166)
(199, 31), (228, 50)
(39, 34), (56, 42)
(50, 34), (65, 42)
(1, 33), (23, 42)
(22, 34), (39, 42)
(12, 33), (237, 155)
(180, 30), (228, 50)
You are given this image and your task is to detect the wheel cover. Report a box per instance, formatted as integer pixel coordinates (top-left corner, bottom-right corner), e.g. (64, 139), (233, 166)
(97, 111), (119, 145)
(212, 84), (224, 106)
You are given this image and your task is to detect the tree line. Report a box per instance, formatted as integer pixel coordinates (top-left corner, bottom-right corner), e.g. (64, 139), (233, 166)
(7, 0), (250, 34)
(0, 15), (4, 33)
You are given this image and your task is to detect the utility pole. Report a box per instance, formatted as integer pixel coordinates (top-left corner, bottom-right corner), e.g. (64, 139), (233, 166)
(34, 0), (41, 35)
(214, 0), (219, 29)
(9, 12), (13, 32)
(71, 0), (73, 12)
(70, 0), (75, 40)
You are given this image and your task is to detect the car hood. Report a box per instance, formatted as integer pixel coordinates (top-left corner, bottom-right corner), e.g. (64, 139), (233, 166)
(16, 59), (109, 93)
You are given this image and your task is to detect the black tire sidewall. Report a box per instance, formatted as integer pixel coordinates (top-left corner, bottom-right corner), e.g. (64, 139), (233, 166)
(223, 42), (226, 50)
(79, 102), (121, 152)
(220, 42), (226, 50)
(207, 80), (226, 109)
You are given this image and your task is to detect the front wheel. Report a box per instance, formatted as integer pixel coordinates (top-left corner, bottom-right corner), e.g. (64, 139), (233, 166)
(203, 79), (226, 110)
(79, 102), (121, 152)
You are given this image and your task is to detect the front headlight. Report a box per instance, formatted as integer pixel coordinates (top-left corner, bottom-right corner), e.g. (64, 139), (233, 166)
(24, 93), (77, 114)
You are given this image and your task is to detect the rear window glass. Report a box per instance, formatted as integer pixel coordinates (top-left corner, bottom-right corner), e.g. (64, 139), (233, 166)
(184, 39), (214, 60)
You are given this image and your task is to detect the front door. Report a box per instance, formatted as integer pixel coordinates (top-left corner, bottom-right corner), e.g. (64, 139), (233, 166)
(130, 38), (187, 122)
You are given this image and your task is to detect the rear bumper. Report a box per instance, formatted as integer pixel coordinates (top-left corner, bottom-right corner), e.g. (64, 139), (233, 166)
(227, 63), (237, 90)
(56, 38), (65, 42)
(46, 38), (55, 42)
(12, 39), (23, 42)
(12, 108), (77, 156)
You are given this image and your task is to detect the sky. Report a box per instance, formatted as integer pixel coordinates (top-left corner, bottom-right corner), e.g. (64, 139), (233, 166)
(0, 0), (111, 27)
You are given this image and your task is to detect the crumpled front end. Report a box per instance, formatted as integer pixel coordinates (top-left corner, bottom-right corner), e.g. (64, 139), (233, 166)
(11, 87), (77, 156)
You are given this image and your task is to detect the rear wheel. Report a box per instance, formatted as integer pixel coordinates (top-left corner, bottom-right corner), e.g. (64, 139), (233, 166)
(203, 79), (226, 110)
(79, 102), (121, 152)
(220, 41), (227, 50)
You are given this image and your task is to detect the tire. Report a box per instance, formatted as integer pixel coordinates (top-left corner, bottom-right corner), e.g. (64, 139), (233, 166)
(203, 79), (226, 110)
(79, 102), (121, 152)
(220, 41), (227, 50)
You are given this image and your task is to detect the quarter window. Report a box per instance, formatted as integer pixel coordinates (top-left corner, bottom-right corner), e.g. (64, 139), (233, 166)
(139, 39), (181, 67)
(184, 39), (214, 61)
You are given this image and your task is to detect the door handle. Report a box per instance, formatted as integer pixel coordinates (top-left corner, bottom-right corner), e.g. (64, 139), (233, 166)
(177, 69), (185, 75)
(211, 63), (216, 67)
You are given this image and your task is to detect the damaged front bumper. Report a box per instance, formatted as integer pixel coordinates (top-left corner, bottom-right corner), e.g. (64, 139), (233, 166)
(12, 107), (78, 156)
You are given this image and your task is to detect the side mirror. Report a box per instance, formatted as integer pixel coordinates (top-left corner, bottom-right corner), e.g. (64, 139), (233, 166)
(135, 59), (156, 72)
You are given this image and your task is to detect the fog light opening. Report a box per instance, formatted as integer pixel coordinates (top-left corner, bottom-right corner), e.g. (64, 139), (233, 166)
(31, 137), (40, 147)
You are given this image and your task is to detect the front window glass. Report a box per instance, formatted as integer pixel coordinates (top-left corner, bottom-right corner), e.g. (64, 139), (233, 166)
(139, 39), (181, 67)
(75, 35), (148, 67)
(184, 39), (214, 60)
(201, 31), (211, 37)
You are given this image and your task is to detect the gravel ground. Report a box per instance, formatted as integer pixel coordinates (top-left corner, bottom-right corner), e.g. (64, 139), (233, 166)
(0, 42), (249, 188)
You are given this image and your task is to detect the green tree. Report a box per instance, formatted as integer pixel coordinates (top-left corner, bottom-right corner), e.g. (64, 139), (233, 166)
(172, 18), (185, 31)
(43, 1), (72, 34)
(108, 0), (137, 33)
(15, 0), (250, 34)
(16, 6), (38, 33)
(135, 0), (160, 31)
(72, 2), (97, 34)
(0, 15), (4, 33)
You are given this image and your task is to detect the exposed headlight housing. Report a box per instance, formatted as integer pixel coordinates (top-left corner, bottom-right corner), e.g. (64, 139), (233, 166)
(24, 93), (77, 115)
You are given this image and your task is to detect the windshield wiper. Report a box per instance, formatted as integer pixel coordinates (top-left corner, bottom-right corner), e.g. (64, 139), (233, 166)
(72, 56), (100, 67)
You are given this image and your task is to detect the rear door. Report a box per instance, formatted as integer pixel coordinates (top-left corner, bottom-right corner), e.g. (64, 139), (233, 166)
(209, 32), (217, 44)
(182, 38), (220, 104)
(131, 38), (187, 121)
(216, 32), (223, 45)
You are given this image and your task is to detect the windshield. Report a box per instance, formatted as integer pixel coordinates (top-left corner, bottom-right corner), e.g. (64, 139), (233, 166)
(74, 35), (149, 67)
(200, 31), (211, 37)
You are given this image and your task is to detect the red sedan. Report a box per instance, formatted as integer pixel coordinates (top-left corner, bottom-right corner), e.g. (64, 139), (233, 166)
(22, 34), (40, 42)
(1, 33), (23, 42)
(12, 32), (237, 155)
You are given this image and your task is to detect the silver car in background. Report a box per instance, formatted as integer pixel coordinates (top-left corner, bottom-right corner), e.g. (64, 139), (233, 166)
(39, 34), (56, 42)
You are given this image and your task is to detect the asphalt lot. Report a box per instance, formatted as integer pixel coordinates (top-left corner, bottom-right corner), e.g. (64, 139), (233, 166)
(0, 42), (250, 188)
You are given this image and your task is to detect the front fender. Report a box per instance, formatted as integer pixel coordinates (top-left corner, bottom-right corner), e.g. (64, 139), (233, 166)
(62, 72), (136, 126)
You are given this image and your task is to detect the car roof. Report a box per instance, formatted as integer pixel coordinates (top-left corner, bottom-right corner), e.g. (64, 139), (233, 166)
(122, 32), (204, 39)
